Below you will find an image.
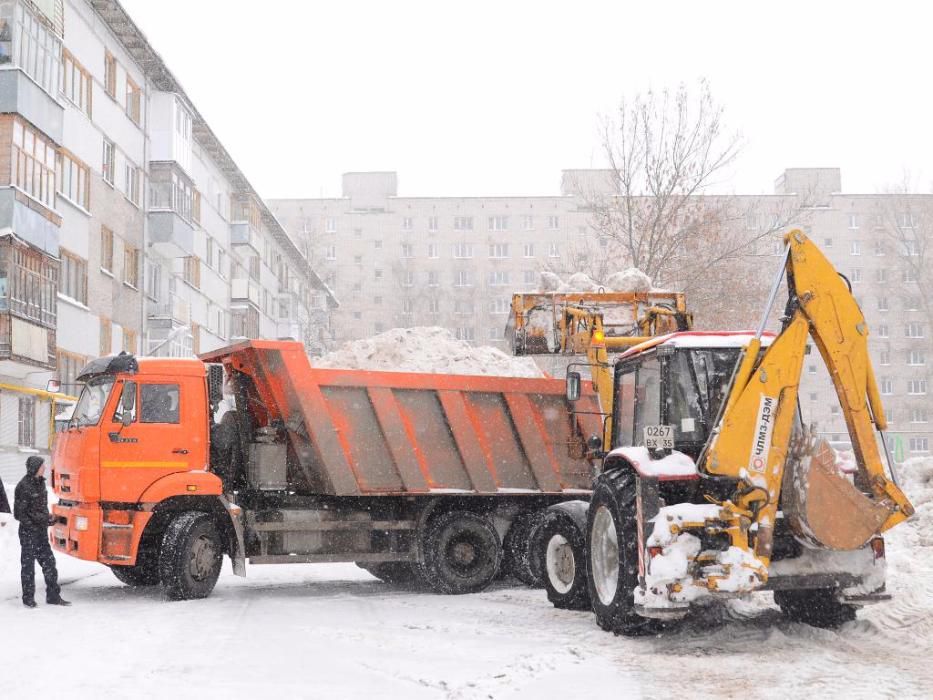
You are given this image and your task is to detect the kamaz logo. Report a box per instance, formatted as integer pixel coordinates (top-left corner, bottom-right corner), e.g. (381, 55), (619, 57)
(749, 395), (777, 473)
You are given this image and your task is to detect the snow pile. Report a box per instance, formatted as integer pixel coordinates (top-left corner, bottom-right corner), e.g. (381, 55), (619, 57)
(313, 327), (543, 377)
(536, 267), (653, 293)
(606, 446), (698, 478)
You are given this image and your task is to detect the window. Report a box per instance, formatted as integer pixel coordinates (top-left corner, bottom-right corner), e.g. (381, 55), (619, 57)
(428, 298), (440, 314)
(124, 161), (141, 206)
(3, 3), (61, 94)
(427, 271), (439, 287)
(104, 51), (117, 97)
(823, 238), (833, 248)
(102, 139), (115, 185)
(875, 268), (888, 283)
(488, 270), (509, 286)
(352, 311), (362, 320)
(523, 270), (536, 285)
(100, 227), (114, 273)
(877, 324), (889, 338)
(910, 409), (929, 423)
(489, 298), (510, 314)
(489, 243), (509, 258)
(877, 297), (889, 312)
(373, 295), (382, 306)
(125, 77), (141, 124)
(909, 350), (925, 366)
(248, 256), (260, 281)
(428, 216), (438, 232)
(455, 270), (472, 287)
(910, 438), (930, 453)
(427, 242), (438, 258)
(401, 243), (414, 258)
(455, 327), (475, 342)
(325, 217), (336, 233)
(903, 268), (918, 283)
(150, 164), (193, 221)
(145, 259), (161, 300)
(848, 214), (858, 229)
(489, 327), (504, 341)
(18, 397), (35, 447)
(374, 240), (382, 249)
(123, 246), (139, 288)
(56, 151), (89, 210)
(60, 250), (87, 305)
(850, 268), (862, 283)
(880, 378), (893, 395)
(183, 256), (200, 289)
(374, 269), (383, 281)
(454, 300), (474, 315)
(547, 215), (560, 230)
(402, 217), (413, 230)
(903, 239), (920, 256)
(523, 243), (535, 257)
(191, 190), (201, 225)
(62, 50), (92, 117)
(454, 243), (473, 258)
(325, 245), (336, 260)
(205, 238), (215, 270)
(522, 215), (534, 230)
(140, 384), (180, 424)
(906, 322), (924, 338)
(807, 364), (816, 375)
(745, 213), (758, 230)
(56, 350), (87, 389)
(100, 318), (112, 356)
(549, 243), (560, 258)
(1, 240), (57, 327)
(898, 212), (914, 229)
(11, 118), (56, 208)
(809, 393), (818, 401)
(850, 241), (861, 256)
(831, 405), (840, 416)
(353, 254), (362, 264)
(122, 328), (137, 354)
(454, 216), (473, 231)
(402, 299), (413, 314)
(402, 270), (414, 287)
(908, 379), (927, 395)
(879, 350), (890, 366)
(488, 216), (509, 231)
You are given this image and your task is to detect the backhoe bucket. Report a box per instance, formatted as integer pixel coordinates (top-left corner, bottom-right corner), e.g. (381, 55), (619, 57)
(783, 439), (891, 550)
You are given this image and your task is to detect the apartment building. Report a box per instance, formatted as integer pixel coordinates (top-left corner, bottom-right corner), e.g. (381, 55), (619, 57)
(271, 168), (932, 461)
(0, 0), (334, 482)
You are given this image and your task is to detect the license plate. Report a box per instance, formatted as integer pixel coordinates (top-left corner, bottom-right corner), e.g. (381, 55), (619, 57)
(643, 425), (674, 450)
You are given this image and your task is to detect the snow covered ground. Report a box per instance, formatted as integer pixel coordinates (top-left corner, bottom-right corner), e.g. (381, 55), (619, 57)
(2, 459), (931, 698)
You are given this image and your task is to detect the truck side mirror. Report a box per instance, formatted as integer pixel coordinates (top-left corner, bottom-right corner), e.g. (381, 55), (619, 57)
(121, 381), (136, 426)
(566, 371), (581, 402)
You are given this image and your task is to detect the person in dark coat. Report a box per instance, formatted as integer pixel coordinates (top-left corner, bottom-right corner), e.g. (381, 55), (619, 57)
(14, 456), (70, 608)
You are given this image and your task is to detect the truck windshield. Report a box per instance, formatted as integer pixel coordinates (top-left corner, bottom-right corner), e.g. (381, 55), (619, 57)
(72, 377), (115, 427)
(667, 349), (740, 443)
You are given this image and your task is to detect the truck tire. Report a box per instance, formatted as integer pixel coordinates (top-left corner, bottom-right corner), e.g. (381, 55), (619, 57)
(586, 469), (656, 636)
(538, 510), (590, 610)
(420, 511), (502, 594)
(110, 558), (159, 587)
(502, 511), (545, 587)
(774, 589), (858, 628)
(356, 562), (421, 586)
(158, 512), (223, 601)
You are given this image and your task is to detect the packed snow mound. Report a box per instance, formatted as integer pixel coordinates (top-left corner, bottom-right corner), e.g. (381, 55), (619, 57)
(604, 267), (653, 293)
(313, 327), (544, 377)
(536, 267), (654, 293)
(897, 457), (933, 544)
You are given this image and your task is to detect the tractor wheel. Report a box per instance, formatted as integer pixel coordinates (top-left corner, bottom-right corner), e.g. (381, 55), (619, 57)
(586, 469), (657, 636)
(420, 511), (501, 594)
(538, 510), (590, 610)
(158, 512), (224, 601)
(775, 589), (858, 628)
(503, 511), (545, 587)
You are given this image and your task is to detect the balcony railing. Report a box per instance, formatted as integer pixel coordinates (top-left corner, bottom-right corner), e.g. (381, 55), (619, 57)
(147, 293), (190, 325)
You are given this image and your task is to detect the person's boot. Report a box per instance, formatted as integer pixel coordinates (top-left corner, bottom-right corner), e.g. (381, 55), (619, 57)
(47, 597), (71, 607)
(23, 599), (37, 608)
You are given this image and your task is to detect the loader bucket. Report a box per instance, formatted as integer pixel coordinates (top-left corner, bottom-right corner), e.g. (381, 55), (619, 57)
(782, 439), (892, 550)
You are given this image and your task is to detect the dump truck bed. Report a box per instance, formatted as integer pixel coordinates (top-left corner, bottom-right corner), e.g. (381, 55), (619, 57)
(201, 340), (601, 497)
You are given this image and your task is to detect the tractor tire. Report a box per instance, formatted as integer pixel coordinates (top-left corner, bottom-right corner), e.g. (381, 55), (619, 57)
(420, 511), (502, 594)
(356, 561), (422, 586)
(158, 512), (224, 601)
(109, 557), (160, 587)
(538, 510), (590, 610)
(586, 469), (658, 636)
(502, 511), (545, 587)
(775, 589), (858, 628)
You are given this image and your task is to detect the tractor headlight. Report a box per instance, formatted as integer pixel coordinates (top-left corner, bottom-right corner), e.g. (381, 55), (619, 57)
(74, 516), (89, 532)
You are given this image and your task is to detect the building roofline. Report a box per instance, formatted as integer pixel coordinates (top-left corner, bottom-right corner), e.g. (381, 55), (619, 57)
(87, 0), (336, 306)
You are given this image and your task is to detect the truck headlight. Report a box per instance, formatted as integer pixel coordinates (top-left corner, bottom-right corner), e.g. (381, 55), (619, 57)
(75, 516), (89, 532)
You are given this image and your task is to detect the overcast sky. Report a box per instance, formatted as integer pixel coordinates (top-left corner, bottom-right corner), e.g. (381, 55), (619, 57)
(119, 0), (932, 199)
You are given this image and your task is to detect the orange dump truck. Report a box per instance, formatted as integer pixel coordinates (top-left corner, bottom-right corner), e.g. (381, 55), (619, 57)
(50, 340), (600, 599)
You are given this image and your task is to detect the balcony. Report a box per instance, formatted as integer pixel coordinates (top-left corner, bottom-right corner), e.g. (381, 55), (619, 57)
(231, 278), (261, 308)
(230, 222), (262, 257)
(0, 188), (60, 256)
(0, 312), (55, 372)
(148, 210), (195, 258)
(147, 293), (191, 325)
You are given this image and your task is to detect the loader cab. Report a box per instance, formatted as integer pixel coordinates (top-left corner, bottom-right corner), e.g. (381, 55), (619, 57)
(610, 332), (773, 459)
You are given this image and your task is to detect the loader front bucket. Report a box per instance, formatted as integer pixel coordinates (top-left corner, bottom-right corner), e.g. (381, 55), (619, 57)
(782, 439), (892, 550)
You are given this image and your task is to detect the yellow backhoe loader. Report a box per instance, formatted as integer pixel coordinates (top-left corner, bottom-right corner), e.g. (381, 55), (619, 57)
(514, 230), (914, 631)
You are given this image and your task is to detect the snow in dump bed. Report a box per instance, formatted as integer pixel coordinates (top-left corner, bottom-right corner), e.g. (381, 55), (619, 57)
(536, 267), (654, 293)
(607, 446), (698, 478)
(312, 326), (544, 377)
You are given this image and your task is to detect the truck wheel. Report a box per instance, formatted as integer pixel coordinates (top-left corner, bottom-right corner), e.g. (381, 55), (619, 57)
(356, 562), (421, 586)
(158, 512), (223, 601)
(502, 511), (545, 587)
(538, 510), (590, 610)
(586, 469), (655, 636)
(421, 511), (502, 594)
(775, 589), (858, 628)
(110, 558), (159, 587)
